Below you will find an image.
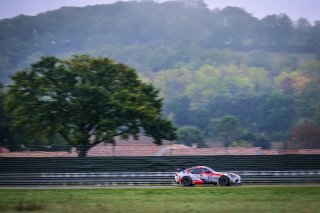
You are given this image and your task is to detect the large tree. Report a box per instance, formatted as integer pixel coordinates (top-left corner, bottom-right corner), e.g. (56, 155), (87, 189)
(177, 126), (206, 148)
(209, 115), (244, 147)
(0, 84), (11, 148)
(5, 55), (177, 157)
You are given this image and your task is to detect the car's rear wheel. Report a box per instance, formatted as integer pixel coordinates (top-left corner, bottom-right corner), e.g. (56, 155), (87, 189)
(219, 176), (231, 186)
(182, 177), (193, 186)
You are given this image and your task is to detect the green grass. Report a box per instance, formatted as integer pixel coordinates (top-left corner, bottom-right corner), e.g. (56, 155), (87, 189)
(0, 185), (319, 213)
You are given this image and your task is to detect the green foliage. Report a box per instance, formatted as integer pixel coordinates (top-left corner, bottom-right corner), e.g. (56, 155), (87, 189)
(5, 55), (176, 156)
(0, 1), (320, 83)
(155, 64), (272, 101)
(0, 84), (11, 147)
(177, 125), (206, 148)
(1, 1), (319, 149)
(163, 96), (191, 126)
(209, 116), (244, 147)
(228, 140), (253, 147)
(156, 57), (319, 145)
(261, 14), (294, 50)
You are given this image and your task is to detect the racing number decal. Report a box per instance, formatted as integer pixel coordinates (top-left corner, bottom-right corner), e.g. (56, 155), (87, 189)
(206, 175), (215, 181)
(201, 173), (222, 182)
(201, 175), (215, 181)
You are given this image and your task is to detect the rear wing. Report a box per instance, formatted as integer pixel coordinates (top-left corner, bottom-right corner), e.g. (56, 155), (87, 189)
(176, 167), (186, 172)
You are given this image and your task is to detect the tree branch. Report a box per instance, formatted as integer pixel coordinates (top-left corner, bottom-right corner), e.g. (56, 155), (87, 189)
(59, 131), (71, 143)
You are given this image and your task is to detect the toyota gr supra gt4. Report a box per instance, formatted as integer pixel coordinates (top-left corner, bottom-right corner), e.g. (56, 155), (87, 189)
(175, 166), (241, 186)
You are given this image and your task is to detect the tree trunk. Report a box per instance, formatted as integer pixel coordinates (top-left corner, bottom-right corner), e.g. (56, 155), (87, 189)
(78, 143), (90, 157)
(224, 135), (229, 147)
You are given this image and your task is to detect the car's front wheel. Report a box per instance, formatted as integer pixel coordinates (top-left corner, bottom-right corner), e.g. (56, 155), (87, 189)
(181, 177), (193, 187)
(218, 176), (231, 186)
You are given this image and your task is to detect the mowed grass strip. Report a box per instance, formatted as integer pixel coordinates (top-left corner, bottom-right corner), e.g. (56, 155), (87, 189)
(0, 186), (319, 213)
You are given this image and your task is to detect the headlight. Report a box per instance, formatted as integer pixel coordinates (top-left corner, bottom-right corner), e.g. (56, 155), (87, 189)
(228, 173), (239, 178)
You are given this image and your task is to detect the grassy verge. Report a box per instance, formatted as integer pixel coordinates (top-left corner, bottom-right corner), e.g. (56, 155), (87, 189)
(0, 185), (319, 213)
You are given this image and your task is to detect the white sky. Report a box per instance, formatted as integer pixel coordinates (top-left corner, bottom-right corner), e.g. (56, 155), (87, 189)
(0, 0), (319, 22)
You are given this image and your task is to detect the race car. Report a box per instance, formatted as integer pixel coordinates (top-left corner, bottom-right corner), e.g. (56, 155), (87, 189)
(175, 166), (241, 186)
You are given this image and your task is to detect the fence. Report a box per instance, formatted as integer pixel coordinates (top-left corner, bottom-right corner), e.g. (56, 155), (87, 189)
(2, 144), (320, 157)
(0, 155), (320, 186)
(1, 170), (320, 186)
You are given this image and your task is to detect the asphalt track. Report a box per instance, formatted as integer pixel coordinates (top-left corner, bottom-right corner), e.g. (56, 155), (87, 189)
(1, 184), (320, 190)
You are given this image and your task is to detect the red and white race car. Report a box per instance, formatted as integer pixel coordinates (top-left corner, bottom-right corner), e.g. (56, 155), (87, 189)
(175, 166), (241, 186)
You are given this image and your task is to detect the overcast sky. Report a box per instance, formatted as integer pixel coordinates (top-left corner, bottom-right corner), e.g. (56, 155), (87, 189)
(1, 0), (320, 22)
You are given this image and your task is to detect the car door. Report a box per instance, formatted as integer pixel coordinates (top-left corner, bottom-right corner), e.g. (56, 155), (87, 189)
(190, 168), (202, 181)
(200, 168), (216, 183)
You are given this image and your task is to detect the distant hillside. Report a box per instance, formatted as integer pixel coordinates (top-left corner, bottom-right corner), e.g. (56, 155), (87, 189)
(1, 0), (320, 149)
(0, 0), (319, 83)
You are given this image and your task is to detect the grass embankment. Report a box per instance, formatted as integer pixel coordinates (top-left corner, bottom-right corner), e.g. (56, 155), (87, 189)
(0, 186), (319, 213)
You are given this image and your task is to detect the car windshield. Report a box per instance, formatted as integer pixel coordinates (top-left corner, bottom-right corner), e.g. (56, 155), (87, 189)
(188, 166), (216, 172)
(205, 167), (216, 172)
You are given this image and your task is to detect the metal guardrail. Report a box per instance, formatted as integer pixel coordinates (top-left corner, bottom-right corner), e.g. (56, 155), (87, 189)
(1, 170), (320, 186)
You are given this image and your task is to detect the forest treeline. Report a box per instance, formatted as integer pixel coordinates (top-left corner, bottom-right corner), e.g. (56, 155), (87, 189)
(1, 0), (320, 81)
(0, 0), (320, 149)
